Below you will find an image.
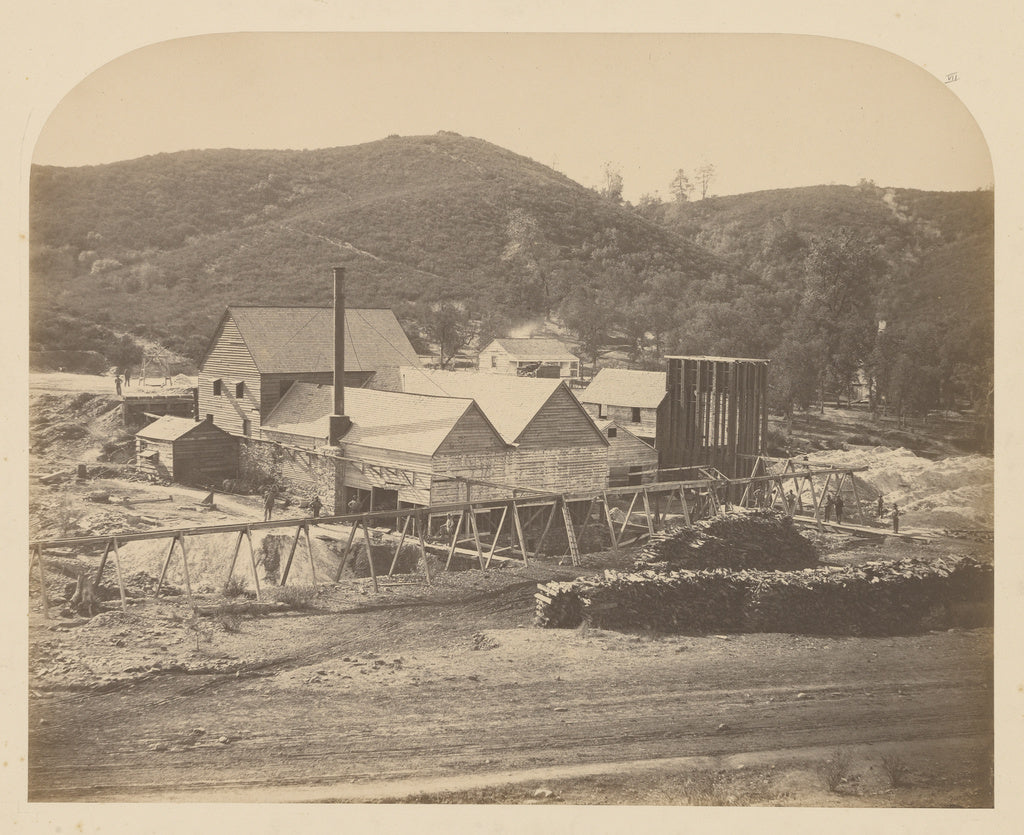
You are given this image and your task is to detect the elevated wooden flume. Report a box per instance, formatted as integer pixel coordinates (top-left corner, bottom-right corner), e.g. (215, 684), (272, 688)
(30, 457), (895, 618)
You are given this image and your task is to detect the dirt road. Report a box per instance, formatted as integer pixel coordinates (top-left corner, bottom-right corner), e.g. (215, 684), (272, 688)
(28, 577), (992, 804)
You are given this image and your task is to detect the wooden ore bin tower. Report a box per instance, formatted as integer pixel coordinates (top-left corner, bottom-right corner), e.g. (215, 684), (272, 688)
(657, 355), (769, 479)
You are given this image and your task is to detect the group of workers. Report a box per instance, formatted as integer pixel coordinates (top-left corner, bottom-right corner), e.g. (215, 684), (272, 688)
(778, 488), (902, 533)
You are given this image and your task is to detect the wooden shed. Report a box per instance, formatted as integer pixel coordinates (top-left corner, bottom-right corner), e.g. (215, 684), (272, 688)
(135, 415), (237, 485)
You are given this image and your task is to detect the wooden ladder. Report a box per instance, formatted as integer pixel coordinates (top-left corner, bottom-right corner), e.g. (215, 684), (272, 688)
(561, 501), (581, 567)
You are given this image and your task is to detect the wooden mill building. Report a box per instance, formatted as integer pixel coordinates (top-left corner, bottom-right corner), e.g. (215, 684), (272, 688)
(658, 355), (769, 479)
(395, 368), (609, 493)
(260, 383), (511, 511)
(134, 415), (237, 485)
(579, 368), (668, 446)
(197, 305), (421, 438)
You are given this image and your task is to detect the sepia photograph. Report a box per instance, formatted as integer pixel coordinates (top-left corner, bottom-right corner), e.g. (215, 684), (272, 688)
(8, 5), (1019, 829)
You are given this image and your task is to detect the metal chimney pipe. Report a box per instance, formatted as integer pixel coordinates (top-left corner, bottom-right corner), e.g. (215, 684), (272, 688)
(328, 266), (351, 444)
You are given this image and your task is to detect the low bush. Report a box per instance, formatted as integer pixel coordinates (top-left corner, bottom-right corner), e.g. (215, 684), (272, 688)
(880, 753), (910, 788)
(270, 584), (319, 610)
(222, 576), (248, 599)
(819, 749), (852, 793)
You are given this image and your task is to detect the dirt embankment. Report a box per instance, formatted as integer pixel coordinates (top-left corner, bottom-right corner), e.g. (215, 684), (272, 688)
(805, 447), (993, 531)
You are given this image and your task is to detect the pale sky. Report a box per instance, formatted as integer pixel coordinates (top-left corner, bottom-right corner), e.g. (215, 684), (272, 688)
(32, 32), (992, 201)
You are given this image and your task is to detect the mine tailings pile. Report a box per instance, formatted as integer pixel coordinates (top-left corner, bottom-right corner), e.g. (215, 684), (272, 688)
(535, 509), (992, 635)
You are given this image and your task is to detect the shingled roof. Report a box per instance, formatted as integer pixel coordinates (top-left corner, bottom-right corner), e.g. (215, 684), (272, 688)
(135, 415), (229, 442)
(580, 368), (667, 409)
(399, 368), (577, 444)
(222, 306), (421, 375)
(483, 338), (578, 361)
(262, 383), (504, 457)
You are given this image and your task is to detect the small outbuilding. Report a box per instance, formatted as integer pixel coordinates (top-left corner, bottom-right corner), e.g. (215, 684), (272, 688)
(579, 368), (668, 445)
(478, 338), (580, 378)
(135, 415), (237, 485)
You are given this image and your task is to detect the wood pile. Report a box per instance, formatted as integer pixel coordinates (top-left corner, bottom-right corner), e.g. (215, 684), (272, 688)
(535, 557), (992, 635)
(635, 509), (818, 572)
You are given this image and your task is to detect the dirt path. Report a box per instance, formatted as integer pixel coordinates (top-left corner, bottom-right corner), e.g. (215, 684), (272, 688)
(28, 579), (992, 803)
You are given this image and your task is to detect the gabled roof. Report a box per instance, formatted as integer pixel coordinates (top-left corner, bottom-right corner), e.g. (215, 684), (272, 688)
(399, 368), (583, 444)
(262, 383), (505, 457)
(483, 338), (578, 361)
(136, 416), (228, 442)
(580, 368), (667, 409)
(594, 418), (656, 449)
(216, 306), (421, 375)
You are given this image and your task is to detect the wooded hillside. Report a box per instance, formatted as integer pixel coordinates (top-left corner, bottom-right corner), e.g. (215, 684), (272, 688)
(30, 133), (992, 423)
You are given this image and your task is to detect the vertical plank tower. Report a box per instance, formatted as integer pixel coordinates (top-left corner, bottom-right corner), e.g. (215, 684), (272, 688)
(658, 356), (769, 478)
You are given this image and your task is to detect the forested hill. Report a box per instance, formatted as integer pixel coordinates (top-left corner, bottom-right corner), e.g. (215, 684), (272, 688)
(30, 133), (992, 421)
(636, 183), (993, 413)
(30, 132), (730, 360)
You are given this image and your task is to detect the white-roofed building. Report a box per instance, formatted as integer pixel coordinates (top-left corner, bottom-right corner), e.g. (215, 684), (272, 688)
(477, 338), (580, 378)
(260, 383), (510, 509)
(579, 368), (668, 445)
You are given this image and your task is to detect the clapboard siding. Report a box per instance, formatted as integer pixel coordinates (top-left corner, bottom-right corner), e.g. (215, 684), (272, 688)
(198, 318), (262, 436)
(606, 430), (659, 486)
(583, 402), (658, 441)
(173, 434), (238, 484)
(436, 406), (508, 456)
(135, 439), (174, 480)
(136, 424), (236, 485)
(509, 446), (608, 493)
(200, 312), (382, 439)
(431, 452), (510, 504)
(478, 344), (513, 374)
(517, 386), (606, 450)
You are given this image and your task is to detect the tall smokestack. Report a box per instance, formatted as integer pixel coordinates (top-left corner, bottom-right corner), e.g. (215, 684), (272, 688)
(328, 266), (351, 444)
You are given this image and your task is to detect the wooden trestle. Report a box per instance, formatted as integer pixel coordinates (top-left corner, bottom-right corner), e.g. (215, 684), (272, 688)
(29, 460), (873, 608)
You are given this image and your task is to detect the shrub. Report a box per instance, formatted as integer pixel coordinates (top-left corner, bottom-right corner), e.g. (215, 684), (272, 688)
(270, 584), (319, 610)
(819, 749), (852, 793)
(217, 611), (243, 633)
(222, 576), (247, 599)
(881, 753), (910, 788)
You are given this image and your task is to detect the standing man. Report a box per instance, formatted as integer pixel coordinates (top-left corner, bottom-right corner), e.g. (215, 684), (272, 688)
(823, 494), (834, 523)
(786, 490), (796, 516)
(263, 485), (278, 522)
(309, 495), (323, 520)
(124, 366), (132, 387)
(892, 504), (901, 534)
(114, 374), (122, 396)
(834, 493), (845, 525)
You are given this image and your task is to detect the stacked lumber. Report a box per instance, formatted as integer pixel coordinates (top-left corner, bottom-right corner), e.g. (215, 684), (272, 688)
(535, 557), (992, 635)
(636, 509), (818, 573)
(534, 581), (587, 628)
